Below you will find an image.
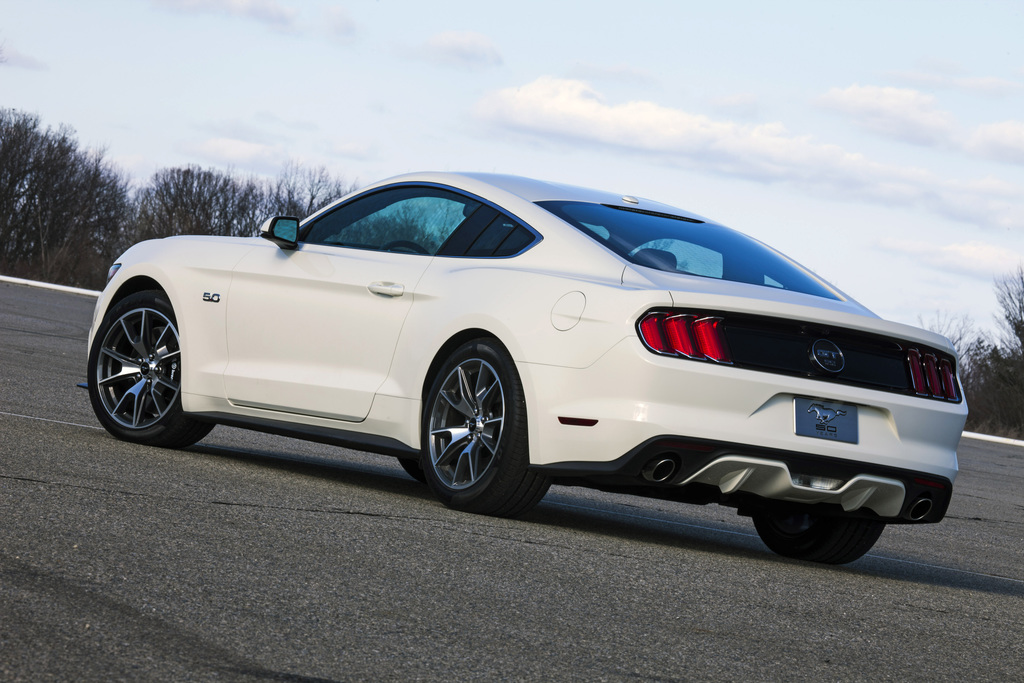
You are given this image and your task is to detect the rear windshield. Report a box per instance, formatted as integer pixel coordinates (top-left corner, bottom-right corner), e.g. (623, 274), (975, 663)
(538, 201), (840, 301)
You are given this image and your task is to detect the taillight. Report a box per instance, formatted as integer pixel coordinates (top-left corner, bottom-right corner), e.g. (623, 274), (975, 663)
(692, 318), (730, 363)
(939, 359), (958, 401)
(638, 311), (732, 364)
(663, 315), (700, 357)
(923, 354), (942, 395)
(638, 313), (669, 353)
(907, 348), (958, 400)
(907, 349), (927, 395)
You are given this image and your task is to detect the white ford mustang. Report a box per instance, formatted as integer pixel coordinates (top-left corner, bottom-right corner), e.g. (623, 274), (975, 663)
(87, 172), (968, 564)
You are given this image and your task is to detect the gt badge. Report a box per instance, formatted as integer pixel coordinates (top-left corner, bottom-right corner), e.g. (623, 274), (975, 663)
(810, 339), (844, 373)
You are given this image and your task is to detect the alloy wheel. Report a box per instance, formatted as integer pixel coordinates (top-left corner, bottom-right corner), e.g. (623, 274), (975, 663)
(94, 307), (181, 429)
(427, 358), (505, 489)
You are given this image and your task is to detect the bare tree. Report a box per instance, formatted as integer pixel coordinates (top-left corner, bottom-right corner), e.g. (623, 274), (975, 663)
(0, 109), (132, 288)
(945, 264), (1024, 438)
(921, 310), (979, 360)
(994, 265), (1024, 354)
(129, 162), (357, 243)
(262, 160), (357, 223)
(133, 165), (264, 241)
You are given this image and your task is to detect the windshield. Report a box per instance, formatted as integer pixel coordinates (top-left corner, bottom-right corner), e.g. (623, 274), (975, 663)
(538, 201), (840, 301)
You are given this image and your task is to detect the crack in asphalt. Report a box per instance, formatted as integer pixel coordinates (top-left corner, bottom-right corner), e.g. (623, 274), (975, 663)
(946, 513), (1023, 526)
(0, 410), (104, 430)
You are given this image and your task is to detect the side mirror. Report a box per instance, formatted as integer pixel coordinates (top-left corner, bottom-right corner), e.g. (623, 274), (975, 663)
(259, 216), (300, 250)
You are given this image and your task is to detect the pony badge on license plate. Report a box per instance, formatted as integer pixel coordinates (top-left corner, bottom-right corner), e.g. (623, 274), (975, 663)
(794, 397), (859, 444)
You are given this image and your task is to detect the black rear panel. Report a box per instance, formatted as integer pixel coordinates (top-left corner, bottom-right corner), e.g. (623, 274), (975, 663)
(725, 315), (913, 392)
(644, 309), (961, 402)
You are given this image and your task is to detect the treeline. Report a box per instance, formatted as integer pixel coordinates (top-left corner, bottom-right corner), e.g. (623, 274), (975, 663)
(934, 267), (1024, 439)
(0, 108), (355, 290)
(2, 108), (1023, 438)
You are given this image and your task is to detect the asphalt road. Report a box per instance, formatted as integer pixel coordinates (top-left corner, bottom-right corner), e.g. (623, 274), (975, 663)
(1, 280), (1022, 682)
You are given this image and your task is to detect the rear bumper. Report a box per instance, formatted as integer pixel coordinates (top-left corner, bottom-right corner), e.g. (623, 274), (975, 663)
(533, 434), (953, 523)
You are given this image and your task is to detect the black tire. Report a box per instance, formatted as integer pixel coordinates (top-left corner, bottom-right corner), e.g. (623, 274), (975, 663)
(421, 339), (550, 517)
(87, 290), (213, 449)
(752, 510), (886, 565)
(398, 457), (427, 484)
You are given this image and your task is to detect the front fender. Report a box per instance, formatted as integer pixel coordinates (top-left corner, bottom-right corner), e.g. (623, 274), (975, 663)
(89, 237), (258, 404)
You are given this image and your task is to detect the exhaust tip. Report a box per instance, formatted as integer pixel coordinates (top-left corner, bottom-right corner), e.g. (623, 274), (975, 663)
(642, 456), (678, 483)
(908, 496), (933, 521)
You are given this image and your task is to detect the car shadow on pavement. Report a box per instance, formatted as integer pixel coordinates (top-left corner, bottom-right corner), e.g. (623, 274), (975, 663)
(186, 440), (1024, 598)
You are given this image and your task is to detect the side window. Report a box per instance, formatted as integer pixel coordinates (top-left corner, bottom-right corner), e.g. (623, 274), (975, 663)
(303, 187), (482, 255)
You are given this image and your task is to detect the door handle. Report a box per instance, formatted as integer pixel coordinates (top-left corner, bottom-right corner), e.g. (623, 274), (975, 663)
(368, 282), (405, 297)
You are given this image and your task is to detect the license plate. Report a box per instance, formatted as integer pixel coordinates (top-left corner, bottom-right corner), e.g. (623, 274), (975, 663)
(794, 397), (858, 444)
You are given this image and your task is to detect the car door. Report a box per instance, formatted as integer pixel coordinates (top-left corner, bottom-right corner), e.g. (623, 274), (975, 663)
(222, 185), (483, 422)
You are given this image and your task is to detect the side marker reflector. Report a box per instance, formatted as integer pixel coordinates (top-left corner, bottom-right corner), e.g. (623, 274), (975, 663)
(558, 417), (599, 426)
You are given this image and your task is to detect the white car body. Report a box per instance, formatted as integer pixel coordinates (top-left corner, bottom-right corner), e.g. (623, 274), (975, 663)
(87, 172), (968, 563)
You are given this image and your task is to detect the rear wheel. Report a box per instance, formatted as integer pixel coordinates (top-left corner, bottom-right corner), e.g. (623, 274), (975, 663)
(752, 510), (886, 564)
(88, 290), (213, 448)
(422, 339), (549, 517)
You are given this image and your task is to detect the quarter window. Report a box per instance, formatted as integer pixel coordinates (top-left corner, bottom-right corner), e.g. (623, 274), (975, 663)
(465, 216), (535, 257)
(435, 205), (540, 258)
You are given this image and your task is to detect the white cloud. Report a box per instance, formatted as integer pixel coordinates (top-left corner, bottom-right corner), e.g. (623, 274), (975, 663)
(323, 6), (356, 41)
(818, 85), (956, 146)
(202, 118), (288, 145)
(820, 84), (1024, 169)
(886, 68), (1024, 96)
(154, 0), (298, 29)
(185, 137), (288, 171)
(710, 93), (760, 120)
(0, 46), (47, 70)
(967, 121), (1024, 165)
(878, 239), (1022, 280)
(110, 154), (154, 182)
(253, 111), (317, 133)
(417, 31), (502, 69)
(566, 63), (654, 84)
(330, 139), (376, 161)
(475, 77), (1024, 230)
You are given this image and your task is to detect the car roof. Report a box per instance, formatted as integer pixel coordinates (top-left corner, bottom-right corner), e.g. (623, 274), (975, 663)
(362, 171), (715, 225)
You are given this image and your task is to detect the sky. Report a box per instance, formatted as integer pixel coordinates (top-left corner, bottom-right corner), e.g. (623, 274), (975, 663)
(2, 0), (1023, 341)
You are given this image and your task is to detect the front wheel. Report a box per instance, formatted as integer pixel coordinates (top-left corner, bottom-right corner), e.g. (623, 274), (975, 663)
(87, 290), (213, 449)
(421, 339), (550, 517)
(752, 511), (886, 564)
